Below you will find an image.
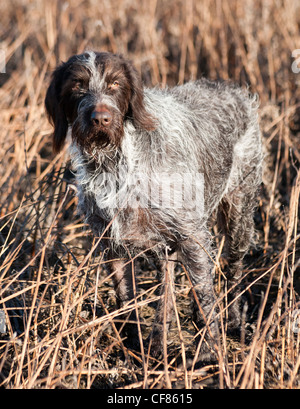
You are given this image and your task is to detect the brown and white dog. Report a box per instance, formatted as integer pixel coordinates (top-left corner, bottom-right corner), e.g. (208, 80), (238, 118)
(45, 51), (262, 361)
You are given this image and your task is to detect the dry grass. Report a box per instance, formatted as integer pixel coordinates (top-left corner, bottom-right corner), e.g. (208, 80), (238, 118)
(0, 0), (300, 389)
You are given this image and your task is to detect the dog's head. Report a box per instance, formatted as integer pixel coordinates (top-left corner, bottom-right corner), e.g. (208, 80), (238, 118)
(45, 51), (156, 153)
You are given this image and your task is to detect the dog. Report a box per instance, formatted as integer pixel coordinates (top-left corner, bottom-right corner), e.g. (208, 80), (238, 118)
(45, 50), (262, 361)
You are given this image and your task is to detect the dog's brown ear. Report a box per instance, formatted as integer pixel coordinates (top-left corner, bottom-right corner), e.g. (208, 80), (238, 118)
(125, 61), (156, 132)
(45, 64), (69, 153)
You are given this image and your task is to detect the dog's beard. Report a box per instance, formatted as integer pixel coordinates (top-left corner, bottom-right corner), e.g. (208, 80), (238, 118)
(72, 116), (124, 155)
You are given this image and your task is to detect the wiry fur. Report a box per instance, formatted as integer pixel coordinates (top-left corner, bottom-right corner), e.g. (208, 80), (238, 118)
(45, 51), (262, 361)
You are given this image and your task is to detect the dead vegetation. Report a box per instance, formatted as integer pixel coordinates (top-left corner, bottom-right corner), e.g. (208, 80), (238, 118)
(0, 0), (299, 389)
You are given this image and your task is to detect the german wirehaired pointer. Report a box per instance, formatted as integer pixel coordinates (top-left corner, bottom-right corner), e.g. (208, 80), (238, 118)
(45, 51), (262, 361)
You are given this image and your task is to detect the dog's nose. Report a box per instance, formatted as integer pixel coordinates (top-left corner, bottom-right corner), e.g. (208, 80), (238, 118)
(91, 110), (112, 127)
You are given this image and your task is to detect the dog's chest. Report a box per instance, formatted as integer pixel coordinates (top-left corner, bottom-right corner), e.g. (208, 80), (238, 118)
(73, 150), (163, 243)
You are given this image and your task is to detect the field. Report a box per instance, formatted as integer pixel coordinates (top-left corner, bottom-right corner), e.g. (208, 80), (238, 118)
(0, 0), (299, 389)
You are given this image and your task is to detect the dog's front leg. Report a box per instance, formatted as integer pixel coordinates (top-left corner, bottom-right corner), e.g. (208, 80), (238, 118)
(149, 252), (177, 358)
(180, 233), (219, 363)
(108, 255), (140, 350)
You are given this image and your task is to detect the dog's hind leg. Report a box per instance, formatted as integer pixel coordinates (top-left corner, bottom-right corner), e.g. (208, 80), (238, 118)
(217, 186), (257, 331)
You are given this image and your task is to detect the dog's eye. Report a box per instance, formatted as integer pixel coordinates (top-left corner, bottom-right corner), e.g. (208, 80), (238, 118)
(72, 80), (85, 90)
(109, 81), (119, 89)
